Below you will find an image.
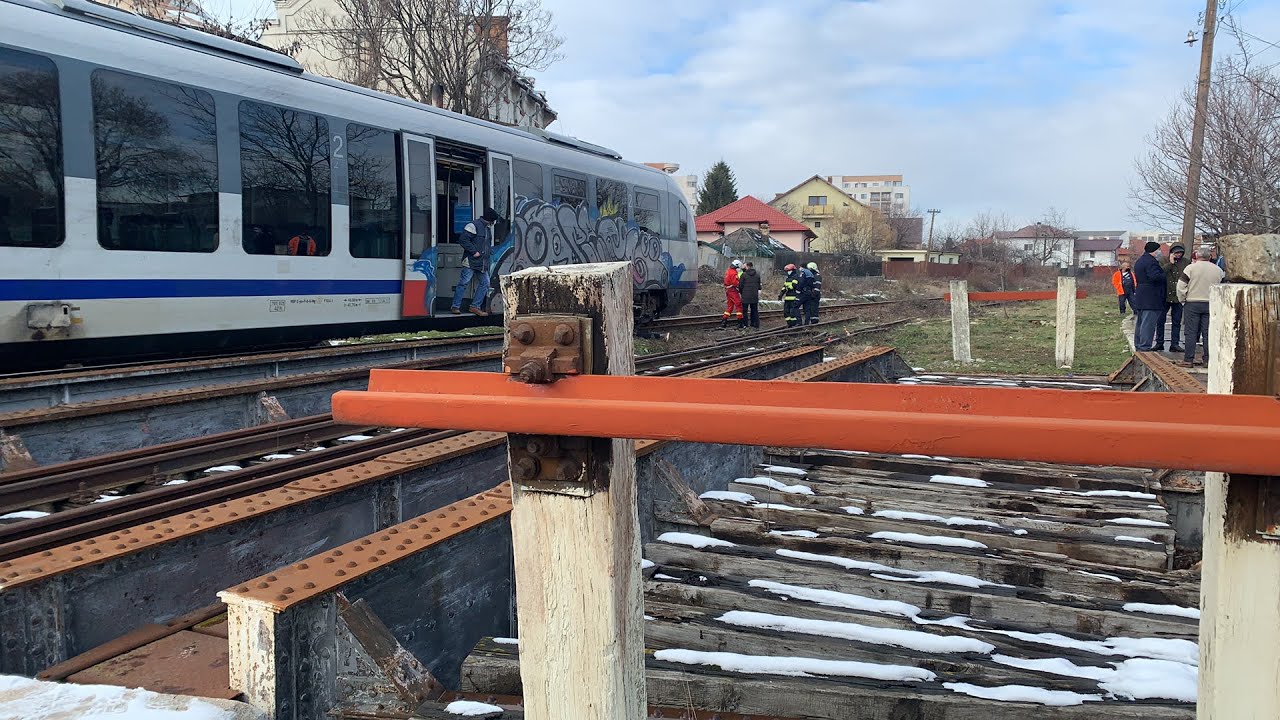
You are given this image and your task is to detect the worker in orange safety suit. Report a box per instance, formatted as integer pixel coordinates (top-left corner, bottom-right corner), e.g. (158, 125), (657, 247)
(720, 259), (744, 329)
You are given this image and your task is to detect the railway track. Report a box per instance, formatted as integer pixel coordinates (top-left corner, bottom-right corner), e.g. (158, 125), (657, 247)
(647, 297), (935, 330)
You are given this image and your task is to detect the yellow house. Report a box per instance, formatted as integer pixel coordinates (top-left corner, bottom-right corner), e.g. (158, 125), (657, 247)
(769, 175), (879, 253)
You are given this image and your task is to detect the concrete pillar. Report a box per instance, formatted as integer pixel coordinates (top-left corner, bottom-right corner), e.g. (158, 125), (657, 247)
(1055, 276), (1077, 369)
(949, 280), (972, 363)
(1199, 233), (1280, 720)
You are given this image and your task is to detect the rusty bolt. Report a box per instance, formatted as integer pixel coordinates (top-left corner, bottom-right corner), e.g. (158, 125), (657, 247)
(513, 456), (541, 482)
(554, 459), (584, 483)
(517, 361), (549, 384)
(553, 323), (576, 346)
(511, 323), (536, 344)
(526, 437), (553, 456)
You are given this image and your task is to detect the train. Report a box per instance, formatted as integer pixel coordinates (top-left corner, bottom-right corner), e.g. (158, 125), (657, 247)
(0, 0), (697, 369)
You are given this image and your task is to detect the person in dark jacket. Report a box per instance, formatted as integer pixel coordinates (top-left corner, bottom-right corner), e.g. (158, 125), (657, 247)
(737, 262), (762, 329)
(1132, 241), (1168, 351)
(779, 264), (801, 327)
(801, 262), (822, 324)
(451, 207), (499, 316)
(1157, 244), (1191, 352)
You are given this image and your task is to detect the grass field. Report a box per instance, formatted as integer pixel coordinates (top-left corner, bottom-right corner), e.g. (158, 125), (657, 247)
(878, 293), (1131, 376)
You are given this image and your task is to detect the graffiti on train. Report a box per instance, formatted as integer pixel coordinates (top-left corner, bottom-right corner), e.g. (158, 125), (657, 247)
(492, 197), (686, 290)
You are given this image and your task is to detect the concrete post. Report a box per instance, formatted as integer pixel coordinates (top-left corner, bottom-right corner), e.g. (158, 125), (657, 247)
(1199, 234), (1280, 720)
(501, 262), (646, 720)
(949, 280), (972, 363)
(1055, 276), (1077, 369)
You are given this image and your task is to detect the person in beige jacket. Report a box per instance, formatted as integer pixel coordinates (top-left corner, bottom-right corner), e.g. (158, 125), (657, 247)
(1176, 247), (1225, 366)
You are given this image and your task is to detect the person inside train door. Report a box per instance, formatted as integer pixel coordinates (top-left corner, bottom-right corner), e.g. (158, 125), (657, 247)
(451, 207), (500, 316)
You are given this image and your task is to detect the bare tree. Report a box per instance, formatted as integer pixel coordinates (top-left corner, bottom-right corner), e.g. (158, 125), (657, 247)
(294, 0), (564, 120)
(961, 209), (1013, 260)
(118, 0), (280, 44)
(884, 205), (924, 249)
(1131, 57), (1280, 235)
(823, 207), (893, 256)
(1022, 208), (1075, 267)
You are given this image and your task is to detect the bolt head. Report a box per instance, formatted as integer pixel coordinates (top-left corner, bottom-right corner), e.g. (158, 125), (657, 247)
(511, 323), (535, 344)
(517, 361), (549, 384)
(553, 323), (576, 346)
(513, 456), (540, 482)
(554, 459), (583, 483)
(526, 437), (551, 456)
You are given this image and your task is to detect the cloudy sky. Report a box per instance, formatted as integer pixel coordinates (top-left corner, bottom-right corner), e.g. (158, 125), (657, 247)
(526, 0), (1280, 232)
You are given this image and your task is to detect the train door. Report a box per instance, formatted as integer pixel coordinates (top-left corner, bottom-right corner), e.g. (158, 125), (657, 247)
(486, 152), (515, 314)
(400, 134), (436, 318)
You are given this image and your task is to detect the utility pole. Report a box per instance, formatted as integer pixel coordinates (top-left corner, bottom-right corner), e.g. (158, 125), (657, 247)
(1180, 0), (1217, 250)
(926, 208), (941, 259)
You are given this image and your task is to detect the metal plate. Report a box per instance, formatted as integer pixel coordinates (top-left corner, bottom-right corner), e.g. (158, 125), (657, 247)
(66, 630), (236, 700)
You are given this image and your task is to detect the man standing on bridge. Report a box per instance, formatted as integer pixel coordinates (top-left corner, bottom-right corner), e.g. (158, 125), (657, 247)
(1132, 241), (1167, 352)
(1177, 247), (1225, 367)
(720, 259), (744, 329)
(451, 207), (500, 317)
(1157, 244), (1191, 353)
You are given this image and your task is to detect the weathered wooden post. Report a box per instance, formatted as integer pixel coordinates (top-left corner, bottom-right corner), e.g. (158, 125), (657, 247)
(949, 280), (972, 363)
(1199, 234), (1280, 720)
(1055, 276), (1077, 369)
(501, 262), (646, 720)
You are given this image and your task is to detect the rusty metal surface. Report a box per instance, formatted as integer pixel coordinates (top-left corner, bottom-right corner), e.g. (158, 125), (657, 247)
(0, 431), (500, 586)
(775, 346), (894, 382)
(65, 630), (235, 700)
(1132, 352), (1207, 394)
(335, 370), (1280, 475)
(38, 602), (226, 681)
(503, 315), (590, 381)
(0, 351), (501, 429)
(222, 483), (512, 610)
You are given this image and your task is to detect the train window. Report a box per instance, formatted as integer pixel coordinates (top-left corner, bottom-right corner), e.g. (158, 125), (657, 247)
(239, 101), (331, 256)
(93, 70), (218, 252)
(346, 124), (401, 259)
(551, 171), (586, 207)
(634, 188), (661, 235)
(513, 158), (543, 201)
(678, 199), (690, 239)
(596, 178), (628, 221)
(0, 48), (63, 248)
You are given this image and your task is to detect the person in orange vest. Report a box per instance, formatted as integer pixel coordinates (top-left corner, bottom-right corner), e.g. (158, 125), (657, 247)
(287, 233), (318, 256)
(1111, 262), (1135, 316)
(720, 259), (744, 329)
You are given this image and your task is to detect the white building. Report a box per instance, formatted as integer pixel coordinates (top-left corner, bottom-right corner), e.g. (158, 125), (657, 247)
(825, 174), (910, 215)
(992, 224), (1076, 267)
(1072, 231), (1126, 268)
(259, 0), (556, 129)
(645, 163), (698, 206)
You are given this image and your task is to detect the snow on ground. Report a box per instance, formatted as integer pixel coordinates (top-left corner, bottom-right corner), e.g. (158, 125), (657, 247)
(718, 610), (995, 655)
(337, 434), (375, 442)
(657, 365), (677, 371)
(492, 637), (519, 645)
(1033, 488), (1157, 500)
(871, 509), (1002, 529)
(1, 510), (49, 520)
(163, 479), (188, 486)
(1106, 517), (1169, 527)
(1122, 603), (1200, 620)
(868, 531), (988, 550)
(1115, 536), (1161, 545)
(654, 573), (678, 580)
(758, 464), (808, 476)
(735, 476), (814, 495)
(92, 495), (123, 503)
(943, 682), (1101, 706)
(0, 675), (256, 719)
(934, 619), (1200, 666)
(841, 506), (865, 515)
(929, 475), (988, 487)
(260, 453), (294, 460)
(899, 454), (935, 460)
(653, 648), (936, 682)
(754, 502), (808, 512)
(991, 654), (1114, 681)
(777, 548), (1005, 589)
(777, 548), (895, 573)
(445, 700), (505, 715)
(748, 579), (921, 618)
(202, 465), (242, 473)
(769, 529), (819, 538)
(1099, 658), (1198, 702)
(699, 490), (757, 504)
(641, 559), (655, 569)
(1077, 570), (1123, 582)
(658, 532), (736, 549)
(1013, 529), (1028, 536)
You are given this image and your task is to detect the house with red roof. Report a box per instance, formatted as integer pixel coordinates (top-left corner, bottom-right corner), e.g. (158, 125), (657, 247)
(695, 196), (817, 252)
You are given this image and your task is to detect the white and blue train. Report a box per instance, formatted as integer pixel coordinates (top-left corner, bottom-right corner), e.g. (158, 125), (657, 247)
(0, 0), (697, 368)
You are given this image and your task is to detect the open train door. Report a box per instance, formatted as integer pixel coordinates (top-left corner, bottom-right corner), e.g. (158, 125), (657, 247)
(485, 152), (515, 315)
(400, 134), (436, 318)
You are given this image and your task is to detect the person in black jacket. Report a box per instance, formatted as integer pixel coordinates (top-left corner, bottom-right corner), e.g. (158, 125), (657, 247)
(451, 207), (499, 316)
(801, 262), (822, 324)
(737, 262), (762, 329)
(1131, 241), (1168, 351)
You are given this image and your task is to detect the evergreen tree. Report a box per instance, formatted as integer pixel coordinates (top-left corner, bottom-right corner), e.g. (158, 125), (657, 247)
(695, 160), (740, 215)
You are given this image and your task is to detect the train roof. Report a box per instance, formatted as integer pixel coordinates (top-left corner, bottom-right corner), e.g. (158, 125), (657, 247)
(3, 0), (643, 169)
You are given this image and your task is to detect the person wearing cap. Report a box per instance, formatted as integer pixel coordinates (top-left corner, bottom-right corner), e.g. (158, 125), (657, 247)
(798, 261), (822, 324)
(1131, 241), (1167, 351)
(779, 264), (801, 327)
(451, 206), (500, 317)
(720, 259), (745, 329)
(1177, 247), (1225, 366)
(738, 261), (762, 329)
(1157, 243), (1192, 352)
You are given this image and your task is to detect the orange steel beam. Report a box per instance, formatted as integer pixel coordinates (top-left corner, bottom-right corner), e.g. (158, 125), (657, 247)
(333, 370), (1280, 476)
(942, 289), (1088, 302)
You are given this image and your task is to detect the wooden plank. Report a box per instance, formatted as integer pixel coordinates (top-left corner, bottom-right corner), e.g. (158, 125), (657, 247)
(338, 596), (445, 705)
(501, 263), (645, 720)
(656, 458), (717, 525)
(644, 543), (1196, 639)
(708, 517), (1198, 606)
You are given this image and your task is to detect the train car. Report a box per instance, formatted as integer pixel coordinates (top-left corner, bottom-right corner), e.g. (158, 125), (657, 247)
(0, 0), (697, 369)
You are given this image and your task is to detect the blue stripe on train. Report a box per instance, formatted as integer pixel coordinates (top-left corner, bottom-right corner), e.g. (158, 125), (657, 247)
(0, 279), (404, 301)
